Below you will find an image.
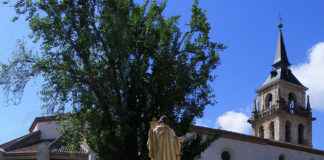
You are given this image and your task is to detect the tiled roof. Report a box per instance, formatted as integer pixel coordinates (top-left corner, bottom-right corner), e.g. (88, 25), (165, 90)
(260, 68), (305, 90)
(0, 131), (44, 152)
(0, 132), (87, 154)
(49, 137), (88, 153)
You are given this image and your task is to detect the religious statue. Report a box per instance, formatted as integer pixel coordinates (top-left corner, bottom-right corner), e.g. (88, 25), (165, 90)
(147, 116), (183, 160)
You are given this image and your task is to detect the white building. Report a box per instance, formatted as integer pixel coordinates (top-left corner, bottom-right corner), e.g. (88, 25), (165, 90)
(0, 116), (95, 160)
(196, 23), (324, 160)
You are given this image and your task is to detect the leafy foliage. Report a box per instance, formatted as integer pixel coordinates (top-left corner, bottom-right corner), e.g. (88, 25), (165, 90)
(182, 133), (220, 160)
(0, 0), (224, 159)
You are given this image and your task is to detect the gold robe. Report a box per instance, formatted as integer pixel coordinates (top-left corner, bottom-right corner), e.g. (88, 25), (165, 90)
(147, 123), (181, 160)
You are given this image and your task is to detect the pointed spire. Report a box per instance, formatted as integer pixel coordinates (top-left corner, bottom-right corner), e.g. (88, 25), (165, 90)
(272, 20), (291, 69)
(259, 19), (307, 91)
(306, 95), (311, 111)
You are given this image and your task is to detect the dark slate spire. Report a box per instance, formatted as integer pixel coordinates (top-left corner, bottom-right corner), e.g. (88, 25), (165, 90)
(272, 23), (291, 69)
(258, 21), (307, 90)
(306, 95), (311, 111)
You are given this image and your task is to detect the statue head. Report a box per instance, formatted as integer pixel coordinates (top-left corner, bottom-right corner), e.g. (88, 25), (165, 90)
(158, 115), (168, 124)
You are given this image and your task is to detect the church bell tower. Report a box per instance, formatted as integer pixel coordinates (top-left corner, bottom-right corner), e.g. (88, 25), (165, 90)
(249, 23), (315, 147)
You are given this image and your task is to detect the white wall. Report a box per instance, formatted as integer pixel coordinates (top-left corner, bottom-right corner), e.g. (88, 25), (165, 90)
(32, 121), (61, 140)
(200, 137), (324, 160)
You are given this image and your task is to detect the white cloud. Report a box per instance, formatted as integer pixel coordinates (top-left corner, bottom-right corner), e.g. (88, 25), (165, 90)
(216, 111), (250, 134)
(195, 119), (211, 128)
(292, 42), (324, 111)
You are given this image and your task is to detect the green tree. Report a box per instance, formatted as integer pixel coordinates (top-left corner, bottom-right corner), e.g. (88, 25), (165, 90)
(0, 0), (224, 159)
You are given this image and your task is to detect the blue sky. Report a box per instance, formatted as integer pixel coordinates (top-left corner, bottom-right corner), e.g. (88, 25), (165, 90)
(0, 0), (324, 149)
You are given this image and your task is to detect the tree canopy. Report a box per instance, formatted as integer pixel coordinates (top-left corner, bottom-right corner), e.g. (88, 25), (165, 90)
(0, 0), (224, 159)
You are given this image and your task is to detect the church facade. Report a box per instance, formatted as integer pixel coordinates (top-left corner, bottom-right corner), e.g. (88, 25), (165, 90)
(196, 24), (324, 160)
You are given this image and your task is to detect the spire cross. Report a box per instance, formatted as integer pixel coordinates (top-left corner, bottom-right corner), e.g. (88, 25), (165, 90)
(278, 14), (284, 30)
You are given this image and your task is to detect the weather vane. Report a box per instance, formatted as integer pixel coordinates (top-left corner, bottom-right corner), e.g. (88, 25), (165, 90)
(278, 13), (284, 30)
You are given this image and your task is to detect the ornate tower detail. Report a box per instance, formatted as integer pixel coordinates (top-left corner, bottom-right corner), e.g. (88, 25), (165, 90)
(249, 23), (315, 147)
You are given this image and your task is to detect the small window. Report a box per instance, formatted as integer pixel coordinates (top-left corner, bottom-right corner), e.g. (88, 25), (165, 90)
(288, 93), (297, 112)
(221, 151), (231, 160)
(298, 124), (305, 144)
(269, 121), (275, 140)
(271, 70), (278, 78)
(265, 94), (273, 110)
(279, 154), (285, 160)
(285, 121), (291, 142)
(259, 126), (264, 138)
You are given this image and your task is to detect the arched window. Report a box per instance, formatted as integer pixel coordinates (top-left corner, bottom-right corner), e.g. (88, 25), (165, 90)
(259, 126), (264, 138)
(265, 94), (273, 110)
(285, 121), (291, 142)
(278, 154), (285, 160)
(269, 121), (275, 140)
(221, 151), (231, 160)
(298, 124), (305, 144)
(288, 93), (297, 112)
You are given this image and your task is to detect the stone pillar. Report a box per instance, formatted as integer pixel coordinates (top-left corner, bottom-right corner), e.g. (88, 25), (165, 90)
(36, 143), (50, 160)
(0, 148), (5, 160)
(81, 143), (97, 160)
(88, 152), (97, 160)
